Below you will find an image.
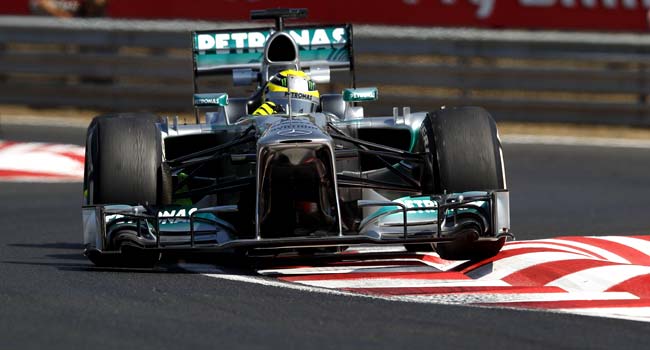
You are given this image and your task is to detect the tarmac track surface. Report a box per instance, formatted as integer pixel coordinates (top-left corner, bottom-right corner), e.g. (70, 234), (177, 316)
(1, 124), (650, 349)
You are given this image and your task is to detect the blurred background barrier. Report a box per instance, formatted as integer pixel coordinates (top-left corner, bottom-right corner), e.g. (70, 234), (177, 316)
(4, 0), (650, 32)
(2, 16), (650, 125)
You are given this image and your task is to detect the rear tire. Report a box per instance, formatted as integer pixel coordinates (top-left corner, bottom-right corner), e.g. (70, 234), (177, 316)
(406, 106), (506, 255)
(83, 113), (171, 267)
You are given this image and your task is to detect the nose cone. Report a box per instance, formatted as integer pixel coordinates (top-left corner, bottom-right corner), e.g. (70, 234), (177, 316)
(255, 119), (342, 238)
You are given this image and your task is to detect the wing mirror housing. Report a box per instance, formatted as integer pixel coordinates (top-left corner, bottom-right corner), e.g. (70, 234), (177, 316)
(194, 93), (229, 125)
(343, 87), (378, 102)
(193, 93), (228, 108)
(341, 87), (378, 120)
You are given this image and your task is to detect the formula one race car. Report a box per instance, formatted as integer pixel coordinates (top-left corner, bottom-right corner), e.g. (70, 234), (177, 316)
(82, 8), (511, 267)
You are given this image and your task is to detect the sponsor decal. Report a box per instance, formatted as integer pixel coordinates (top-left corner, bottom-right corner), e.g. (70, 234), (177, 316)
(196, 98), (219, 105)
(105, 208), (198, 224)
(197, 32), (267, 51)
(158, 208), (198, 224)
(395, 198), (437, 213)
(195, 27), (347, 51)
(343, 88), (378, 102)
(282, 91), (318, 101)
(158, 208), (198, 218)
(193, 93), (228, 107)
(193, 26), (351, 71)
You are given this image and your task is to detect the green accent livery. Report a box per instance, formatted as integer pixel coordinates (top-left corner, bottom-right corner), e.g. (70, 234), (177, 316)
(364, 193), (489, 228)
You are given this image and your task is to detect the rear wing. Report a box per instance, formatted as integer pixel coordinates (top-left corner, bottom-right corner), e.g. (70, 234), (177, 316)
(192, 24), (353, 83)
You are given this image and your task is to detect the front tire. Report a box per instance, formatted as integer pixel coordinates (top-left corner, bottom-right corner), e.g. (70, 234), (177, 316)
(421, 106), (505, 194)
(84, 113), (171, 206)
(406, 106), (506, 256)
(83, 113), (171, 267)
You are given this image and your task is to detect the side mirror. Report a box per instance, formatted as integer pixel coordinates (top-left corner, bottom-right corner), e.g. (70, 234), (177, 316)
(193, 93), (228, 108)
(341, 87), (378, 120)
(343, 87), (378, 102)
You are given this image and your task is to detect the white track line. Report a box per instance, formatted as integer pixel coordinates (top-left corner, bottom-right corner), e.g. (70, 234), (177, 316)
(468, 251), (599, 280)
(179, 263), (379, 298)
(291, 278), (510, 289)
(596, 236), (650, 256)
(0, 176), (81, 183)
(258, 264), (440, 275)
(0, 149), (83, 176)
(0, 142), (43, 154)
(182, 263), (509, 303)
(42, 143), (85, 156)
(0, 141), (84, 181)
(547, 265), (650, 292)
(501, 242), (602, 259)
(393, 292), (638, 305)
(539, 238), (630, 264)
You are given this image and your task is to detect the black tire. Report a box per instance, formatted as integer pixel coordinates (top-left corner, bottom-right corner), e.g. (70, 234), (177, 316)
(421, 106), (505, 194)
(83, 112), (171, 206)
(83, 113), (171, 267)
(406, 106), (506, 254)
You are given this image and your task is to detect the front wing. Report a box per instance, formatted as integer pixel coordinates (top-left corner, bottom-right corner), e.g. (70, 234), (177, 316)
(82, 191), (511, 259)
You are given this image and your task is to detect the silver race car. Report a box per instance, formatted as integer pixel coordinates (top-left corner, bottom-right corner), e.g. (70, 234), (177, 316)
(82, 8), (511, 267)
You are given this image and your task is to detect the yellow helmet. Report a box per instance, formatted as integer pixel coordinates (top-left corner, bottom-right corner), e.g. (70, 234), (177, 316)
(263, 69), (320, 114)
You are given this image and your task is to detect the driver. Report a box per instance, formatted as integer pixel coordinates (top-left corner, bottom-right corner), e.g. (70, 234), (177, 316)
(252, 69), (320, 116)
